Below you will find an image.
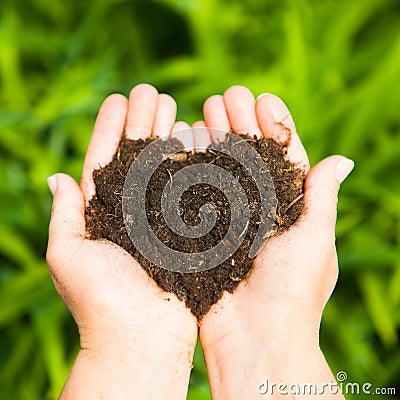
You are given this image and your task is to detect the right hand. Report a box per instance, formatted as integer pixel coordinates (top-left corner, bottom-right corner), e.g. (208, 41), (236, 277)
(46, 85), (198, 399)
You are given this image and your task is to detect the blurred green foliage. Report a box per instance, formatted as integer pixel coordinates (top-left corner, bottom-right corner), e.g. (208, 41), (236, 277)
(0, 0), (399, 398)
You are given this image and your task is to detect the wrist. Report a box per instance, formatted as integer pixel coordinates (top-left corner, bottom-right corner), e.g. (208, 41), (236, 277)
(62, 327), (196, 400)
(78, 321), (197, 376)
(202, 332), (339, 400)
(200, 296), (327, 400)
(202, 322), (322, 378)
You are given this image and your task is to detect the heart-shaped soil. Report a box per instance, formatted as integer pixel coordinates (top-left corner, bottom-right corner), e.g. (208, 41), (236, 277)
(85, 134), (304, 320)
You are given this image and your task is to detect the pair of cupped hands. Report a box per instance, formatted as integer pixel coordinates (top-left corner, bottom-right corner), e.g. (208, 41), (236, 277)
(46, 84), (353, 399)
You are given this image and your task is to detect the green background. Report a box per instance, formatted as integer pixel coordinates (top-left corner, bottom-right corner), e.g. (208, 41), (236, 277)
(0, 0), (399, 398)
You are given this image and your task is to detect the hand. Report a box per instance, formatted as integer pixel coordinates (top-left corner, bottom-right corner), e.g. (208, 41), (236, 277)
(46, 84), (197, 399)
(197, 86), (354, 399)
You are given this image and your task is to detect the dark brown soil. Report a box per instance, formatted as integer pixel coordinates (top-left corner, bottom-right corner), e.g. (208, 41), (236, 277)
(85, 134), (305, 321)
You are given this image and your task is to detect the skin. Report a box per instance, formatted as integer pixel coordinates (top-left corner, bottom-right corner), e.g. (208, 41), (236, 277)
(47, 84), (353, 399)
(199, 86), (353, 399)
(47, 84), (197, 400)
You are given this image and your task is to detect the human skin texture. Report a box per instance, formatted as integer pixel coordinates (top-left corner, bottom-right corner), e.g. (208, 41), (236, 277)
(46, 84), (198, 400)
(197, 86), (352, 399)
(47, 84), (353, 399)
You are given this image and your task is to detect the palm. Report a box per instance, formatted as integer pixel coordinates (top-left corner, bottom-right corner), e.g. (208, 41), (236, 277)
(253, 224), (337, 310)
(65, 239), (195, 338)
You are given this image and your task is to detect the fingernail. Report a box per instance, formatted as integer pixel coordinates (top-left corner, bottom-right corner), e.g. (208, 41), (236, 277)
(257, 92), (269, 100)
(336, 158), (355, 183)
(47, 175), (58, 195)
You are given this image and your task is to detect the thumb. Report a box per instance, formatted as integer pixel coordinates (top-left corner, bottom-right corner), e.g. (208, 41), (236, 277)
(301, 155), (354, 235)
(47, 173), (86, 252)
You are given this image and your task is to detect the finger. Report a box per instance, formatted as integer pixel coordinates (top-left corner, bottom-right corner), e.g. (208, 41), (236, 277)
(192, 121), (211, 152)
(171, 121), (193, 151)
(203, 95), (231, 132)
(301, 156), (354, 236)
(81, 93), (128, 202)
(47, 173), (85, 263)
(125, 84), (158, 140)
(181, 130), (194, 152)
(223, 86), (262, 138)
(256, 93), (310, 171)
(152, 94), (177, 139)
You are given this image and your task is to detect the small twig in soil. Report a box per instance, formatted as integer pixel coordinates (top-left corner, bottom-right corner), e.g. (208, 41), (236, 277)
(209, 155), (223, 164)
(284, 194), (304, 212)
(238, 220), (249, 239)
(233, 138), (258, 146)
(166, 168), (173, 186)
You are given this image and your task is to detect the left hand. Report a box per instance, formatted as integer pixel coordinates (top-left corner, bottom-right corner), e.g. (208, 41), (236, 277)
(196, 86), (351, 399)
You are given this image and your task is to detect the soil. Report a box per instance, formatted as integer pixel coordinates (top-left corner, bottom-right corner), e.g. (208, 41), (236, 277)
(85, 134), (305, 321)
